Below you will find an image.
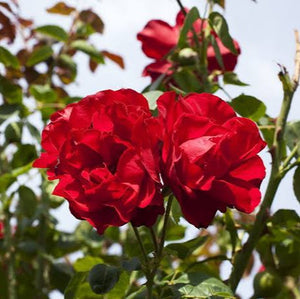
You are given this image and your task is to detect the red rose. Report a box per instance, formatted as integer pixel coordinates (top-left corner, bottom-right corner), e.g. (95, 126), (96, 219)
(33, 89), (164, 234)
(158, 92), (266, 228)
(137, 10), (240, 82)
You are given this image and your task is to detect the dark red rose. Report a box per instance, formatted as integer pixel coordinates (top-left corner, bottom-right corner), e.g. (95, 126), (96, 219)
(137, 10), (240, 83)
(158, 92), (266, 228)
(33, 89), (164, 234)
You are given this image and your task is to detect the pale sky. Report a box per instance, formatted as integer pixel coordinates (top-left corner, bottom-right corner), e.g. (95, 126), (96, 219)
(17, 0), (300, 298)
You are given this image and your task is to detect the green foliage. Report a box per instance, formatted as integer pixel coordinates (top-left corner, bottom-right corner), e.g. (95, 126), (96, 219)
(0, 46), (20, 69)
(209, 12), (238, 54)
(35, 25), (68, 41)
(178, 7), (200, 48)
(88, 264), (120, 294)
(293, 166), (300, 203)
(26, 45), (54, 66)
(0, 75), (22, 104)
(70, 40), (104, 63)
(230, 94), (266, 121)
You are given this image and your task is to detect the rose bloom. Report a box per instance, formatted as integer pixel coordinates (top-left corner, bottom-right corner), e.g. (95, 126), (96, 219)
(137, 10), (240, 82)
(33, 89), (164, 234)
(158, 92), (266, 228)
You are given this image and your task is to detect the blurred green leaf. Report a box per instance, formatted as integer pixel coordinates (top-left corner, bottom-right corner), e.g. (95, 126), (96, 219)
(210, 35), (224, 69)
(56, 54), (77, 84)
(121, 257), (141, 272)
(165, 222), (185, 241)
(4, 122), (23, 143)
(107, 271), (130, 298)
(26, 45), (53, 67)
(223, 72), (248, 86)
(12, 144), (37, 168)
(74, 256), (104, 272)
(225, 209), (238, 253)
(49, 262), (73, 293)
(35, 25), (68, 42)
(209, 12), (237, 54)
(0, 104), (20, 125)
(173, 69), (202, 93)
(0, 46), (20, 69)
(173, 272), (234, 298)
(166, 236), (208, 259)
(79, 9), (104, 34)
(0, 162), (32, 192)
(0, 75), (22, 104)
(178, 7), (200, 48)
(64, 272), (88, 299)
(29, 84), (57, 102)
(88, 264), (120, 294)
(231, 94), (266, 121)
(17, 185), (37, 218)
(293, 166), (300, 203)
(285, 121), (300, 156)
(70, 40), (104, 63)
(271, 209), (300, 228)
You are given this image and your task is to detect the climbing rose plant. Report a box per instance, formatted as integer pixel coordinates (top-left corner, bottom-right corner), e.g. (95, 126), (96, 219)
(1, 1), (300, 298)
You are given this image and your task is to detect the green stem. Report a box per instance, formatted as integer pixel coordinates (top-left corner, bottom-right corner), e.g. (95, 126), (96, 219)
(131, 225), (153, 299)
(149, 227), (159, 254)
(280, 143), (299, 171)
(35, 180), (49, 297)
(157, 196), (173, 259)
(229, 65), (299, 292)
(2, 195), (16, 299)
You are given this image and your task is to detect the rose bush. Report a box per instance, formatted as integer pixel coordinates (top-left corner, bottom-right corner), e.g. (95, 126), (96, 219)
(33, 89), (164, 234)
(158, 92), (266, 228)
(137, 10), (241, 82)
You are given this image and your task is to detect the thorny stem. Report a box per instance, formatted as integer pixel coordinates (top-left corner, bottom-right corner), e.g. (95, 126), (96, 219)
(229, 30), (300, 292)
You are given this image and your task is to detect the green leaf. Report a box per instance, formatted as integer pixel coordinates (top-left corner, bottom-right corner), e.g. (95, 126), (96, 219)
(0, 162), (32, 192)
(165, 222), (186, 241)
(170, 197), (182, 224)
(29, 84), (57, 102)
(210, 35), (224, 69)
(178, 7), (200, 48)
(223, 72), (248, 86)
(285, 121), (300, 156)
(56, 54), (77, 84)
(209, 12), (237, 54)
(293, 166), (300, 203)
(17, 186), (37, 218)
(0, 75), (22, 104)
(142, 90), (163, 111)
(35, 25), (68, 41)
(4, 122), (23, 143)
(64, 272), (88, 299)
(79, 10), (104, 34)
(106, 272), (130, 298)
(271, 209), (300, 228)
(121, 257), (141, 272)
(74, 256), (104, 272)
(174, 272), (234, 298)
(166, 236), (208, 259)
(49, 262), (73, 293)
(173, 69), (202, 93)
(0, 104), (20, 125)
(12, 144), (37, 168)
(88, 264), (120, 294)
(230, 94), (266, 121)
(0, 46), (20, 69)
(26, 45), (53, 67)
(70, 40), (104, 63)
